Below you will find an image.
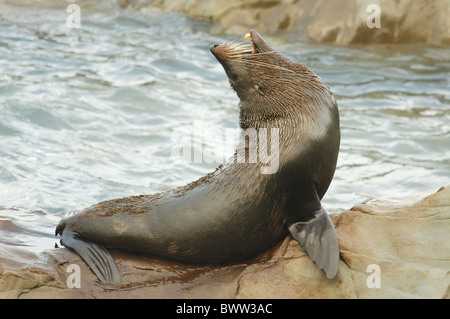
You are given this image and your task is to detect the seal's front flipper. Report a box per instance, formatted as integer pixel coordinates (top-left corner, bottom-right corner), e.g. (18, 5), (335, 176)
(288, 206), (339, 279)
(60, 229), (121, 284)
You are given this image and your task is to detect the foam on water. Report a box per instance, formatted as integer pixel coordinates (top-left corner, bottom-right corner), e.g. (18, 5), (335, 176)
(0, 1), (449, 214)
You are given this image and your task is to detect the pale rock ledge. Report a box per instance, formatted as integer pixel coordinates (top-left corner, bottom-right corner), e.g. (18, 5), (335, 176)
(0, 184), (449, 298)
(119, 0), (450, 45)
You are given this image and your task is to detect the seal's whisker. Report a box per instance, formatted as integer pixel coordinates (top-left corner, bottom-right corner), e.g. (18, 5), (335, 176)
(229, 51), (279, 59)
(227, 39), (249, 47)
(234, 59), (296, 73)
(227, 46), (253, 54)
(230, 45), (253, 52)
(224, 39), (252, 51)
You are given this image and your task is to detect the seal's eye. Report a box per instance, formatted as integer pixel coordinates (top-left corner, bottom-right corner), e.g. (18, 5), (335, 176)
(226, 67), (239, 82)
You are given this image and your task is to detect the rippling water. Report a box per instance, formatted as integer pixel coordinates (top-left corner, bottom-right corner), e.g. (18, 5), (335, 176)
(0, 1), (449, 214)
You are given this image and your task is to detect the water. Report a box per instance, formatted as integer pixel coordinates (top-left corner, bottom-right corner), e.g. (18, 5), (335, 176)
(0, 1), (449, 214)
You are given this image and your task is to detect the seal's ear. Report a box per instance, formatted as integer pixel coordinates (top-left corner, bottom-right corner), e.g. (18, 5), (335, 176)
(287, 197), (339, 279)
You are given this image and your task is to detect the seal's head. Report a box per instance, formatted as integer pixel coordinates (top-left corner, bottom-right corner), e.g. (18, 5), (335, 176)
(210, 30), (334, 126)
(210, 30), (276, 99)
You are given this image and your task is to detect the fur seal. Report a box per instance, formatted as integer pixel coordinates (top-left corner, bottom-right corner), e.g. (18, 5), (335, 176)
(55, 30), (340, 284)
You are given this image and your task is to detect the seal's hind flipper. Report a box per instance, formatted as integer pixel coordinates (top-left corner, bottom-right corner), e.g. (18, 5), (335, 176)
(60, 229), (121, 284)
(288, 207), (339, 279)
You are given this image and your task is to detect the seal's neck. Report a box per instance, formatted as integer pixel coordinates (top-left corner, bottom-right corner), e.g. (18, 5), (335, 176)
(238, 66), (334, 127)
(238, 89), (336, 143)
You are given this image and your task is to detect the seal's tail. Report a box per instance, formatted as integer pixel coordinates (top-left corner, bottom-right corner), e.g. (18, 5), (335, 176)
(55, 220), (121, 284)
(288, 207), (339, 279)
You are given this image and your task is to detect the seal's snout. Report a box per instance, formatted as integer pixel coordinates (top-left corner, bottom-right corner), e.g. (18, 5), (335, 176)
(210, 44), (221, 57)
(209, 44), (220, 58)
(210, 44), (229, 64)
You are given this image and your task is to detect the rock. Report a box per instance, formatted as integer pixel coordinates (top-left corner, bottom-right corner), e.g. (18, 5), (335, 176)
(0, 185), (449, 298)
(148, 0), (450, 45)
